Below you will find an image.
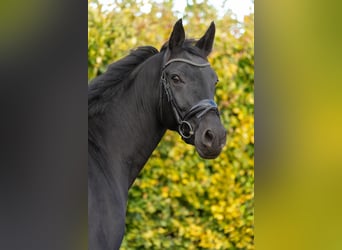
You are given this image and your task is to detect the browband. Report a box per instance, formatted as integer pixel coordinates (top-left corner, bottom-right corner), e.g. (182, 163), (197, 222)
(162, 58), (210, 69)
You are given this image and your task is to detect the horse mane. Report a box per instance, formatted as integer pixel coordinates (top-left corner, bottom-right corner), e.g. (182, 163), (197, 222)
(88, 46), (159, 118)
(88, 46), (159, 165)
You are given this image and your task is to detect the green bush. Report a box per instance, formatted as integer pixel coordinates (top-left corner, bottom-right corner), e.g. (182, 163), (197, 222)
(88, 1), (254, 249)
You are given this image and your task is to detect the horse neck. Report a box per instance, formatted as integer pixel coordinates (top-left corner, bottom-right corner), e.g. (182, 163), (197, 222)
(104, 53), (165, 186)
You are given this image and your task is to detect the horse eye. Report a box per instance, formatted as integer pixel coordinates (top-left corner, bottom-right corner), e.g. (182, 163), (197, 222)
(171, 75), (181, 84)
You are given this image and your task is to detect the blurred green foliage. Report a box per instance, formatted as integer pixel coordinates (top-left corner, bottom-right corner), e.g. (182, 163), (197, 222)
(88, 0), (254, 249)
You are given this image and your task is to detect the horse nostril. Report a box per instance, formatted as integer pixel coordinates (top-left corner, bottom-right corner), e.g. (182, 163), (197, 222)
(203, 129), (215, 147)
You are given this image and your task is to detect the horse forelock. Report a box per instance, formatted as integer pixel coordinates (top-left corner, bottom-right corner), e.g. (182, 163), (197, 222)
(160, 39), (207, 60)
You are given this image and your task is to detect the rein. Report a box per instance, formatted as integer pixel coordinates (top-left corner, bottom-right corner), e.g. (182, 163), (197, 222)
(160, 58), (219, 140)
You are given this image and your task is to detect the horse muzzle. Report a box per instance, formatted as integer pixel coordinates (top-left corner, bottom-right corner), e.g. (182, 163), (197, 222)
(193, 111), (226, 159)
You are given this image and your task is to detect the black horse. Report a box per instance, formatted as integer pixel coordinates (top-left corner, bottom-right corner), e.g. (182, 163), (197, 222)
(88, 19), (226, 249)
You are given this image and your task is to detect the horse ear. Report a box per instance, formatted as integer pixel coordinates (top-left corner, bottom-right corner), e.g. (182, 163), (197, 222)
(168, 19), (185, 50)
(195, 21), (216, 57)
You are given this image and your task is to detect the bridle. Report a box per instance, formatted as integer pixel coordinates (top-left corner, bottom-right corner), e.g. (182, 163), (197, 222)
(160, 58), (219, 141)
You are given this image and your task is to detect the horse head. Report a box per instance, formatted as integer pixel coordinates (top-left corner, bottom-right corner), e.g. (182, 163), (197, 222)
(160, 19), (227, 159)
